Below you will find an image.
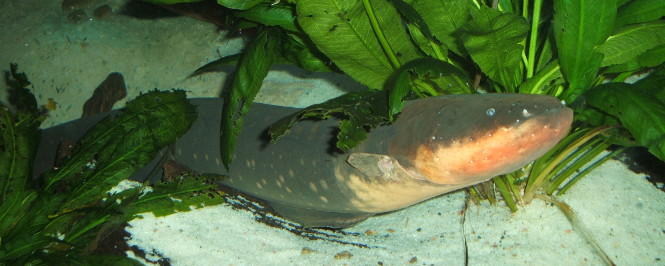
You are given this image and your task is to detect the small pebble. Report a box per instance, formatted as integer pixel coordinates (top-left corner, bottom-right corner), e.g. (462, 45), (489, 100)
(93, 5), (112, 19)
(67, 9), (88, 24)
(408, 256), (417, 263)
(301, 247), (316, 255)
(334, 251), (353, 260)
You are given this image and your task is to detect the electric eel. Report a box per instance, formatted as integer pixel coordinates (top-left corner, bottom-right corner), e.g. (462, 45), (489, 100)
(33, 93), (573, 228)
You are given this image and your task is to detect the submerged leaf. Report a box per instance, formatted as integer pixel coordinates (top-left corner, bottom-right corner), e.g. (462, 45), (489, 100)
(553, 0), (616, 102)
(615, 0), (665, 27)
(220, 27), (280, 169)
(584, 82), (665, 161)
(236, 3), (298, 32)
(297, 0), (420, 89)
(386, 58), (472, 119)
(597, 20), (665, 67)
(461, 5), (528, 92)
(118, 175), (226, 218)
(410, 0), (473, 56)
(269, 90), (389, 151)
(44, 90), (197, 215)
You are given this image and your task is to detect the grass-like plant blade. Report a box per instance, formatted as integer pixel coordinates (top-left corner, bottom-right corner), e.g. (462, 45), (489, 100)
(493, 176), (517, 212)
(297, 0), (420, 89)
(461, 5), (529, 92)
(544, 138), (609, 194)
(535, 194), (616, 266)
(524, 126), (610, 203)
(556, 147), (625, 196)
(220, 27), (279, 168)
(553, 0), (616, 102)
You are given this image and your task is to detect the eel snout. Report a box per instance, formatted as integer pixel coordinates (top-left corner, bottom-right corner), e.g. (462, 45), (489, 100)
(388, 93), (573, 185)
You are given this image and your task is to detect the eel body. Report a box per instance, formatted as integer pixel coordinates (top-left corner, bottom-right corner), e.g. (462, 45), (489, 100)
(34, 93), (573, 228)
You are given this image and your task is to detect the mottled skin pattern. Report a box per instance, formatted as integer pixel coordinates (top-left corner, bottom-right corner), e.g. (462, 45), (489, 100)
(34, 94), (573, 228)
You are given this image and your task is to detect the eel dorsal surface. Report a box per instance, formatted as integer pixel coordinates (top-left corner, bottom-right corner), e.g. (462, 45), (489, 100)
(34, 93), (573, 228)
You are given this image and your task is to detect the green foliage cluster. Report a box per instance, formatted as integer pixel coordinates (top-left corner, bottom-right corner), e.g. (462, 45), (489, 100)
(157, 1), (665, 205)
(0, 66), (226, 264)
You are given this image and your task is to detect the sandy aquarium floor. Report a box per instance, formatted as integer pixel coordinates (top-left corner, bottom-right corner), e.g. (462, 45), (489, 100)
(1, 0), (663, 265)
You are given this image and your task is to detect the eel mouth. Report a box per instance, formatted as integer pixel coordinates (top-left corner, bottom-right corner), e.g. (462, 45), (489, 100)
(413, 105), (573, 185)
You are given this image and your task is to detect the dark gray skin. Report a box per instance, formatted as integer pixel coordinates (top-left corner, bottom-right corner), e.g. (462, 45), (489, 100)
(34, 93), (573, 228)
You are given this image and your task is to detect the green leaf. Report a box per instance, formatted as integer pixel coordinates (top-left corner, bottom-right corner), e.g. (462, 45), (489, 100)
(411, 0), (473, 56)
(296, 0), (420, 89)
(141, 0), (201, 4)
(461, 5), (529, 92)
(280, 34), (336, 72)
(119, 175), (226, 218)
(616, 0), (665, 27)
(269, 90), (389, 151)
(216, 0), (263, 10)
(236, 3), (298, 32)
(585, 82), (665, 161)
(386, 58), (472, 119)
(603, 44), (665, 73)
(597, 20), (665, 67)
(44, 90), (197, 214)
(553, 0), (616, 102)
(388, 0), (447, 60)
(636, 44), (665, 68)
(518, 59), (563, 95)
(220, 27), (279, 168)
(0, 70), (42, 240)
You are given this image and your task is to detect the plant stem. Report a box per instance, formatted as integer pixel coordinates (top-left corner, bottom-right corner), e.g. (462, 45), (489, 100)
(494, 176), (517, 212)
(526, 0), (543, 78)
(362, 0), (400, 69)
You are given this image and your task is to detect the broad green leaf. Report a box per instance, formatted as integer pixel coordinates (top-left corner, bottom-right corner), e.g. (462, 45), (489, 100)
(411, 0), (473, 56)
(141, 0), (201, 4)
(597, 21), (665, 67)
(280, 34), (336, 72)
(49, 90), (197, 214)
(269, 90), (389, 151)
(603, 44), (665, 73)
(634, 70), (665, 103)
(297, 0), (420, 89)
(553, 0), (616, 102)
(636, 44), (665, 68)
(236, 3), (298, 32)
(518, 59), (563, 95)
(120, 175), (226, 218)
(585, 82), (665, 161)
(386, 58), (472, 119)
(220, 28), (279, 168)
(216, 0), (263, 10)
(461, 5), (528, 92)
(388, 0), (446, 59)
(616, 0), (665, 27)
(0, 68), (42, 239)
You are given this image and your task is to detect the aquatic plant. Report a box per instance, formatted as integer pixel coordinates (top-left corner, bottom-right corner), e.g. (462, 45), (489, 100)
(160, 0), (665, 209)
(0, 65), (226, 264)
